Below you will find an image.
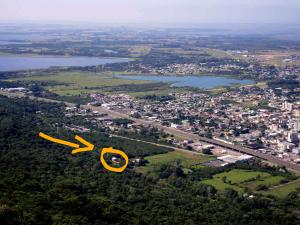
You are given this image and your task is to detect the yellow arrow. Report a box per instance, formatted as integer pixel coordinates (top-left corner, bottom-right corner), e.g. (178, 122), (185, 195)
(39, 132), (94, 154)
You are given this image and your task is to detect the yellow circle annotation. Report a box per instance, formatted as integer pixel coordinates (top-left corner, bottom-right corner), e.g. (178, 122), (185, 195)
(100, 147), (129, 173)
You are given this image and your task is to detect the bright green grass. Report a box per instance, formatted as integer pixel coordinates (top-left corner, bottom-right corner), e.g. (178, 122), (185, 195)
(190, 164), (206, 170)
(263, 179), (300, 198)
(13, 71), (152, 96)
(146, 151), (213, 166)
(213, 169), (270, 184)
(138, 150), (214, 173)
(242, 176), (285, 189)
(202, 178), (244, 193)
(200, 169), (276, 193)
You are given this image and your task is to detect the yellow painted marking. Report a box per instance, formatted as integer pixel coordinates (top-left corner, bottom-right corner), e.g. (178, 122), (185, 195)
(39, 132), (94, 154)
(71, 135), (94, 154)
(39, 132), (79, 148)
(39, 132), (128, 173)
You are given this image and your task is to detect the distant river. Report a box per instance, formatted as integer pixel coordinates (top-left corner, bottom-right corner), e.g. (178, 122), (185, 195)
(0, 55), (130, 71)
(117, 75), (254, 89)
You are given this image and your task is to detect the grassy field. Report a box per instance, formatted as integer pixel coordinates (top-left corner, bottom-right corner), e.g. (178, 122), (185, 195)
(157, 47), (230, 58)
(129, 45), (152, 57)
(213, 170), (270, 184)
(201, 169), (285, 193)
(202, 177), (244, 193)
(12, 71), (155, 96)
(11, 70), (256, 98)
(12, 71), (183, 97)
(243, 176), (285, 190)
(232, 50), (300, 67)
(254, 50), (300, 66)
(137, 150), (214, 173)
(262, 179), (300, 198)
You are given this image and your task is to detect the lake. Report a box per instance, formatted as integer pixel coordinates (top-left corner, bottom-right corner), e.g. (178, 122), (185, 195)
(117, 75), (254, 89)
(0, 55), (129, 71)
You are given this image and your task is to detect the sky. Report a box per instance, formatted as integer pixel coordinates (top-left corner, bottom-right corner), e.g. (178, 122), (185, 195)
(0, 0), (300, 25)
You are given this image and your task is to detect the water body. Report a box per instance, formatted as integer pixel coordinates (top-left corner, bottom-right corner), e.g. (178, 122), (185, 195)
(117, 75), (254, 89)
(0, 55), (129, 71)
(0, 33), (60, 41)
(0, 41), (31, 45)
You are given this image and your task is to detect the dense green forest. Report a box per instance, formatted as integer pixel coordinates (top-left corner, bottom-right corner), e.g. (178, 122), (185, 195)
(0, 96), (299, 225)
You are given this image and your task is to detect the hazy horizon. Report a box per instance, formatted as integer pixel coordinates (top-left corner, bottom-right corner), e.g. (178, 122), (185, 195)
(0, 0), (300, 25)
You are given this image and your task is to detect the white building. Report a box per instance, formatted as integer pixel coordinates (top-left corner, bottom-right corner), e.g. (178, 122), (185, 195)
(292, 148), (300, 155)
(170, 123), (181, 129)
(7, 87), (28, 92)
(217, 154), (253, 166)
(282, 101), (293, 111)
(278, 141), (296, 152)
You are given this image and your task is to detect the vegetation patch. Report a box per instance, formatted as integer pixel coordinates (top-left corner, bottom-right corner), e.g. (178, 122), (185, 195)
(202, 177), (244, 193)
(11, 71), (153, 96)
(201, 169), (286, 193)
(262, 179), (300, 198)
(242, 175), (285, 190)
(138, 150), (214, 173)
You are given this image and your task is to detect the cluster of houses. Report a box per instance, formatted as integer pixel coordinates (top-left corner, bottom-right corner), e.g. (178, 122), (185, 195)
(88, 85), (300, 165)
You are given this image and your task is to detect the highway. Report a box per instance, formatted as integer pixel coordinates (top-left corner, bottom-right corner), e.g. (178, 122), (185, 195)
(111, 134), (206, 156)
(86, 104), (300, 172)
(1, 91), (300, 172)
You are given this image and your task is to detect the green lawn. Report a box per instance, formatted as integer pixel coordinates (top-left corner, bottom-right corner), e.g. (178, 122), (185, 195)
(242, 176), (285, 190)
(200, 169), (284, 193)
(263, 179), (300, 198)
(137, 150), (214, 173)
(213, 169), (270, 184)
(202, 178), (244, 193)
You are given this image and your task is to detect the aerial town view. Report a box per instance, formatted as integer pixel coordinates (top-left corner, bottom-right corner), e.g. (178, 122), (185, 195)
(0, 0), (300, 224)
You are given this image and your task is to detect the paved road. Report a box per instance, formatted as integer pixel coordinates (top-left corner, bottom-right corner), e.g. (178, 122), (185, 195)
(85, 104), (300, 172)
(2, 91), (300, 172)
(111, 134), (206, 156)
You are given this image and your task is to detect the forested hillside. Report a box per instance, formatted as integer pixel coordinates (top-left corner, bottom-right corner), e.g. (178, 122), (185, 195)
(0, 96), (299, 225)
